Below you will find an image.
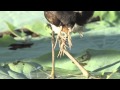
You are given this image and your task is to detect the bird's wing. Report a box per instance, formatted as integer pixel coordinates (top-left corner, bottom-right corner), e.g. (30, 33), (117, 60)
(54, 11), (76, 26)
(44, 11), (61, 26)
(44, 11), (78, 31)
(75, 11), (94, 26)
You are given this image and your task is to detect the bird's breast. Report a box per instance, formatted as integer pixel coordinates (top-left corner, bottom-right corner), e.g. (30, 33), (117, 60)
(50, 24), (69, 34)
(62, 26), (69, 34)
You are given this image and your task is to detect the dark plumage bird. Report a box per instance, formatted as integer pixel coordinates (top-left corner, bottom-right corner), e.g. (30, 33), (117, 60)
(44, 11), (94, 52)
(44, 11), (95, 78)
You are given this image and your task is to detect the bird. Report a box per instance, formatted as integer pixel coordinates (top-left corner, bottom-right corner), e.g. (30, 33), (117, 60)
(44, 11), (94, 56)
(44, 11), (94, 78)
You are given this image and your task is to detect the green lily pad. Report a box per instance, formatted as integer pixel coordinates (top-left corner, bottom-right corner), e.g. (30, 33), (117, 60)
(24, 21), (52, 37)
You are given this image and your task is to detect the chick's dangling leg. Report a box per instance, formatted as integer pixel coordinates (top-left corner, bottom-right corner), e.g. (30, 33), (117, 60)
(57, 38), (67, 57)
(78, 26), (84, 38)
(71, 24), (84, 38)
(68, 28), (72, 49)
(54, 26), (63, 49)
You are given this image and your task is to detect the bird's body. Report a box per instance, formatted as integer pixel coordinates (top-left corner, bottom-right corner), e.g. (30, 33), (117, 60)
(44, 11), (76, 27)
(44, 11), (94, 34)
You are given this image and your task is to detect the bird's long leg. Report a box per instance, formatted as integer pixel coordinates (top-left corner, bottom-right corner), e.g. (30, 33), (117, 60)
(64, 50), (89, 78)
(50, 30), (56, 79)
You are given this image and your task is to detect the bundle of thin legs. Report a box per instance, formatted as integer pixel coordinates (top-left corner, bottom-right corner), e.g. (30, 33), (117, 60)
(51, 25), (89, 79)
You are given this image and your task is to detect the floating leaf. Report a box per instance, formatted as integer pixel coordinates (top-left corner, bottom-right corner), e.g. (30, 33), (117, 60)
(8, 70), (27, 79)
(24, 21), (52, 37)
(5, 21), (21, 38)
(8, 62), (24, 73)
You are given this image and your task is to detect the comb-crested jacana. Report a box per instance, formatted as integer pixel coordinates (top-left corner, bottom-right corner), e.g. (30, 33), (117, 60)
(44, 11), (94, 79)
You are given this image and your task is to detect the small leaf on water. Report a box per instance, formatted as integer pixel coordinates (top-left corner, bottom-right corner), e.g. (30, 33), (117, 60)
(8, 62), (24, 73)
(22, 62), (43, 78)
